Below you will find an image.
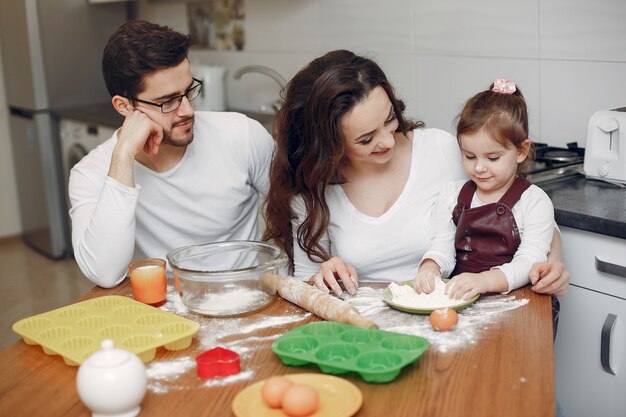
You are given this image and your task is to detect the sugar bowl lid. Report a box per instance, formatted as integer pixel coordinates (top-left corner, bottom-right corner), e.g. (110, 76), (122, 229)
(86, 339), (133, 368)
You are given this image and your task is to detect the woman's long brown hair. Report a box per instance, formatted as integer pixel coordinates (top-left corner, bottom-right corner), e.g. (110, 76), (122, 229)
(263, 50), (421, 267)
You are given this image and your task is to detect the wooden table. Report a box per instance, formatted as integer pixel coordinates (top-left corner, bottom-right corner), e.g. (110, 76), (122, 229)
(0, 281), (555, 417)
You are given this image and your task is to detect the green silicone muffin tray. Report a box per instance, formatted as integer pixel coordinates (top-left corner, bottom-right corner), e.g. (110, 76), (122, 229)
(12, 295), (200, 366)
(271, 322), (429, 383)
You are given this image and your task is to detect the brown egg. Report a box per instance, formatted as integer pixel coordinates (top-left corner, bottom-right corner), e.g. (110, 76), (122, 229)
(261, 376), (293, 408)
(429, 308), (459, 331)
(281, 384), (320, 417)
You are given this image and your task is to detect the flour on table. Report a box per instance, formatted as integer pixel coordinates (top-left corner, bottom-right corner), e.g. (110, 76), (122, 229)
(388, 279), (464, 309)
(341, 284), (529, 353)
(146, 281), (530, 394)
(146, 356), (196, 394)
(145, 284), (311, 394)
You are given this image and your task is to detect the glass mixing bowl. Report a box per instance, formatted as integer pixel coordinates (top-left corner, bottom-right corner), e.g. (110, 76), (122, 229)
(166, 241), (287, 317)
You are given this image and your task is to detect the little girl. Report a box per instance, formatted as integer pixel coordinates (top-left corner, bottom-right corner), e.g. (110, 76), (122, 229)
(414, 79), (556, 300)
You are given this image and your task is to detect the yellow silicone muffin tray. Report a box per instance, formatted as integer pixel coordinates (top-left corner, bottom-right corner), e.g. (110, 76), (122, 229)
(12, 295), (200, 366)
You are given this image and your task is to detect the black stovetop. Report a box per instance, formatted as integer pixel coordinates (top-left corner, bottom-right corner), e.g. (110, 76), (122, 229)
(524, 142), (585, 177)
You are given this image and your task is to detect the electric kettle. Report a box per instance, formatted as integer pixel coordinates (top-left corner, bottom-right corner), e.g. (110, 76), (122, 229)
(192, 64), (226, 111)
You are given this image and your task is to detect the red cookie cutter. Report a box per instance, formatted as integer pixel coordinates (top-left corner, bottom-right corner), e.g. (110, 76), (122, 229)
(196, 347), (240, 378)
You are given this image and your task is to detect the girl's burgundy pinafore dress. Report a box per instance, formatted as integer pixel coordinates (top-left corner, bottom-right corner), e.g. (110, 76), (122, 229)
(451, 176), (531, 276)
(450, 176), (559, 337)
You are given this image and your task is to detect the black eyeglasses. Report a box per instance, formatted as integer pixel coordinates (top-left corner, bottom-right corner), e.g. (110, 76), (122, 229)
(128, 78), (203, 114)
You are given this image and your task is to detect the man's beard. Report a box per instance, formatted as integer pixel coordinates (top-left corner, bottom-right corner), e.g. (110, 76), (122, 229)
(161, 117), (194, 147)
(161, 132), (194, 147)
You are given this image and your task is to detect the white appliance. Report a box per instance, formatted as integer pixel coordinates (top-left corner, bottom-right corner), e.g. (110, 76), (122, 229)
(0, 0), (127, 258)
(59, 119), (115, 257)
(583, 107), (626, 184)
(192, 64), (226, 111)
(60, 119), (115, 197)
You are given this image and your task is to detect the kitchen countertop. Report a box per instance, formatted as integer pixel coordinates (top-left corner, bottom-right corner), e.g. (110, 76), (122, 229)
(52, 102), (123, 128)
(0, 280), (554, 417)
(538, 174), (626, 240)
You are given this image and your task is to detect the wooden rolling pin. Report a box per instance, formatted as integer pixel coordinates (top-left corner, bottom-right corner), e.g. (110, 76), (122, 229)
(265, 273), (378, 329)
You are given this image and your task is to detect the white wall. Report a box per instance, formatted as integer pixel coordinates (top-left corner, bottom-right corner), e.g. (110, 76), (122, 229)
(1, 0), (625, 237)
(0, 30), (22, 238)
(139, 0), (626, 148)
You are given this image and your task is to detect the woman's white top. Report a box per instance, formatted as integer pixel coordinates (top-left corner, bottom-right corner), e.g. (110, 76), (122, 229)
(291, 128), (466, 281)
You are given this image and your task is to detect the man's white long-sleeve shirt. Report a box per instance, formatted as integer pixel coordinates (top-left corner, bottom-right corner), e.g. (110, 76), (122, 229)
(69, 111), (274, 287)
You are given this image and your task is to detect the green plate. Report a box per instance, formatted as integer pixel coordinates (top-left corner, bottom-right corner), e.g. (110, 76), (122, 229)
(383, 280), (479, 315)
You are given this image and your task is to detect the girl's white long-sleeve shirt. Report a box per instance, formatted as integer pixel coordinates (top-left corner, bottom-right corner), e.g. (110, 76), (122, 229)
(421, 179), (555, 292)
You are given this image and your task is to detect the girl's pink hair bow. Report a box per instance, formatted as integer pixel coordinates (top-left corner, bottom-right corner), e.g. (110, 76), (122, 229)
(492, 79), (516, 94)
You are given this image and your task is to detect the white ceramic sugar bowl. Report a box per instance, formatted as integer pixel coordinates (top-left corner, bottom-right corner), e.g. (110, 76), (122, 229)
(76, 339), (147, 417)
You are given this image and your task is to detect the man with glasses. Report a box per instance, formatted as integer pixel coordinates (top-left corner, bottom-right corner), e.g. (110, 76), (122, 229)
(68, 20), (274, 288)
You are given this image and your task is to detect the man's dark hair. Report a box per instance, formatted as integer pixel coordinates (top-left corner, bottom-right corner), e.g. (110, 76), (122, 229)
(102, 20), (191, 98)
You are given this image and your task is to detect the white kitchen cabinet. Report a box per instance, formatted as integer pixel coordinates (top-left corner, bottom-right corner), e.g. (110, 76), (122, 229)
(555, 227), (626, 417)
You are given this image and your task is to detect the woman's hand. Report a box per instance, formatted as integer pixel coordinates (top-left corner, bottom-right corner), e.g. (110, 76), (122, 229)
(311, 256), (358, 296)
(532, 229), (570, 297)
(529, 261), (569, 297)
(413, 259), (441, 294)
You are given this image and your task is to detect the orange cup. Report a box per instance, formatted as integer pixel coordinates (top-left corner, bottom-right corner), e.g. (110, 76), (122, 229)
(128, 258), (167, 307)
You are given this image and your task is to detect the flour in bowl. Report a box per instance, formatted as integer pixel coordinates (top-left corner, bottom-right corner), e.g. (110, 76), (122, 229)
(388, 279), (464, 309)
(183, 286), (272, 316)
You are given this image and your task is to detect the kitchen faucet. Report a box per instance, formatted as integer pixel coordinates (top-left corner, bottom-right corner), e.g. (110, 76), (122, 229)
(233, 65), (287, 114)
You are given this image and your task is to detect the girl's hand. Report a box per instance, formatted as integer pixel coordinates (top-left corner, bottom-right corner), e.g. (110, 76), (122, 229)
(529, 261), (569, 297)
(311, 256), (358, 296)
(445, 273), (486, 300)
(413, 260), (441, 294)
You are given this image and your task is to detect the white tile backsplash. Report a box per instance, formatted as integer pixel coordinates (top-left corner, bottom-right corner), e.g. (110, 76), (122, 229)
(540, 60), (626, 147)
(319, 0), (413, 53)
(412, 56), (541, 137)
(540, 0), (626, 61)
(139, 0), (626, 149)
(412, 0), (540, 59)
(245, 0), (320, 53)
